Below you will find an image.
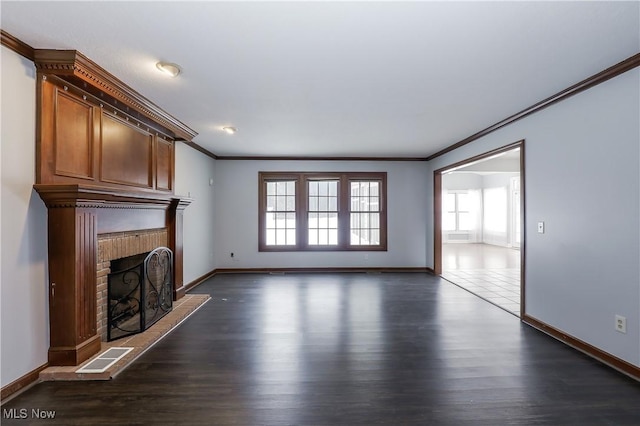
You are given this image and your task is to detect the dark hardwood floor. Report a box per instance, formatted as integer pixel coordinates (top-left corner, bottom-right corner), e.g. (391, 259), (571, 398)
(3, 272), (639, 425)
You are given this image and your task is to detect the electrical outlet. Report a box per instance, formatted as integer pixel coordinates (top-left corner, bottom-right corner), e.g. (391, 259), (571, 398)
(615, 315), (627, 334)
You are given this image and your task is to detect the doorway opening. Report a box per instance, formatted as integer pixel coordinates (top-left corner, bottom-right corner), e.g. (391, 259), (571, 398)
(434, 141), (525, 317)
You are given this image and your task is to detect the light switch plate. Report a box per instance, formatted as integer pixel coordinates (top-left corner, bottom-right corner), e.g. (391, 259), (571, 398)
(537, 222), (545, 233)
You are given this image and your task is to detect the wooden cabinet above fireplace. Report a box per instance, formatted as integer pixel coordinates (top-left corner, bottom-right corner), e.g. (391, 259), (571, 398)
(34, 49), (197, 193)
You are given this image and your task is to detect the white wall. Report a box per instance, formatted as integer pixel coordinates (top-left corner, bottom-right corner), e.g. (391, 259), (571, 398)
(442, 172), (482, 190)
(174, 144), (217, 284)
(0, 46), (50, 387)
(427, 68), (640, 367)
(214, 160), (428, 268)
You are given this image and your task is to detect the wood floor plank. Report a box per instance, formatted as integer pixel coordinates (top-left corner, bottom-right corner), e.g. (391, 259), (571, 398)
(2, 272), (639, 425)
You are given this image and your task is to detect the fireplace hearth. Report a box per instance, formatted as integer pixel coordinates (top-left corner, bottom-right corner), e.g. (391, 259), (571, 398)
(108, 247), (173, 341)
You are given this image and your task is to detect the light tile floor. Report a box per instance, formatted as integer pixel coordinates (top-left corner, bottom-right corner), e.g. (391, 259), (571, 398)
(441, 243), (521, 316)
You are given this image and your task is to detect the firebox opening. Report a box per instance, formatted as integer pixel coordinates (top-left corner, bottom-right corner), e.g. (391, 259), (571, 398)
(107, 247), (174, 341)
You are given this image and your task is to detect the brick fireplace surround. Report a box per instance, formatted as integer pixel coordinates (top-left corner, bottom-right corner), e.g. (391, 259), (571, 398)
(96, 229), (168, 341)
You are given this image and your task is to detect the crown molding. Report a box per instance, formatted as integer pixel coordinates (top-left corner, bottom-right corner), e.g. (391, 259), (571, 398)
(427, 52), (640, 161)
(215, 155), (428, 161)
(0, 30), (35, 60)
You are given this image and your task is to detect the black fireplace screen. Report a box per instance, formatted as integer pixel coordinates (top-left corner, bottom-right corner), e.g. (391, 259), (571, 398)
(107, 247), (173, 341)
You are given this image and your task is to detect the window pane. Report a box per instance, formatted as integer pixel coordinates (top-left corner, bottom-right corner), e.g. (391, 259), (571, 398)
(309, 181), (318, 196)
(319, 230), (328, 245)
(319, 213), (328, 228)
(351, 197), (360, 212)
(443, 212), (456, 231)
(457, 193), (470, 212)
(308, 212), (318, 227)
(276, 181), (286, 195)
(319, 181), (328, 196)
(351, 213), (360, 228)
(286, 181), (295, 195)
(328, 213), (338, 229)
(351, 232), (359, 245)
(309, 197), (318, 211)
(319, 197), (328, 211)
(371, 213), (380, 228)
(329, 198), (337, 211)
(267, 195), (276, 211)
(328, 229), (338, 245)
(328, 181), (337, 196)
(370, 229), (380, 245)
(309, 229), (318, 245)
(276, 196), (285, 211)
(267, 182), (276, 196)
(445, 193), (456, 212)
(484, 187), (507, 232)
(370, 182), (379, 196)
(286, 195), (296, 211)
(360, 182), (369, 196)
(286, 230), (296, 245)
(266, 212), (276, 229)
(266, 229), (276, 245)
(359, 229), (370, 245)
(276, 229), (286, 244)
(286, 212), (296, 229)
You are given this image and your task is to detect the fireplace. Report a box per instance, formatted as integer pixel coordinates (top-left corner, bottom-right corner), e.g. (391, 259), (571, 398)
(108, 247), (173, 341)
(35, 184), (191, 365)
(32, 49), (196, 366)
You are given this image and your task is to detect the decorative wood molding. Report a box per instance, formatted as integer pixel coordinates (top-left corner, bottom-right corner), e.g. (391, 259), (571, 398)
(210, 267), (433, 275)
(216, 155), (428, 161)
(426, 53), (640, 161)
(179, 140), (219, 160)
(0, 30), (35, 60)
(0, 362), (48, 402)
(523, 314), (640, 381)
(184, 269), (218, 293)
(33, 49), (197, 142)
(34, 184), (188, 208)
(183, 267), (434, 296)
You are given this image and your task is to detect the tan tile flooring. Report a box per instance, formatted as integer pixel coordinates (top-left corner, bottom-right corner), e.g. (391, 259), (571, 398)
(39, 294), (210, 381)
(441, 243), (521, 316)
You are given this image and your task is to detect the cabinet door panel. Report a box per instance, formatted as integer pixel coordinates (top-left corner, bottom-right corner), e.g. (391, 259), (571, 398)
(54, 91), (94, 179)
(156, 139), (173, 191)
(101, 113), (153, 188)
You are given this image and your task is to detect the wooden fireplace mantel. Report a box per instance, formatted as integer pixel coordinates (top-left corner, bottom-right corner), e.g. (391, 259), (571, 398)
(31, 47), (197, 367)
(35, 184), (192, 366)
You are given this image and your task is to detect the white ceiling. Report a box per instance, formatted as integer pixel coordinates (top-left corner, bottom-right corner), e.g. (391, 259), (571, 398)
(1, 1), (638, 158)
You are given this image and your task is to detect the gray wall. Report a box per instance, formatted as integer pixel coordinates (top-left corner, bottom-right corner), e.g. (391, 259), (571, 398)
(213, 160), (428, 268)
(1, 46), (49, 387)
(427, 68), (640, 367)
(174, 144), (217, 284)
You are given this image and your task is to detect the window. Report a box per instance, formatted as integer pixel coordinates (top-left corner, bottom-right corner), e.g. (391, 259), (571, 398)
(265, 181), (296, 245)
(443, 192), (471, 231)
(259, 172), (387, 251)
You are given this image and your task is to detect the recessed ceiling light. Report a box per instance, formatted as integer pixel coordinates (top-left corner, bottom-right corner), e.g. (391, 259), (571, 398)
(222, 126), (237, 135)
(156, 62), (181, 77)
